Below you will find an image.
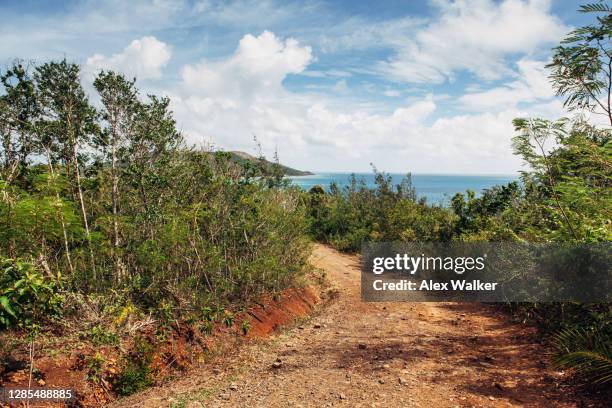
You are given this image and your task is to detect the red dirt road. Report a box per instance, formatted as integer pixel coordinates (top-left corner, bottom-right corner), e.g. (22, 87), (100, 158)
(113, 244), (592, 408)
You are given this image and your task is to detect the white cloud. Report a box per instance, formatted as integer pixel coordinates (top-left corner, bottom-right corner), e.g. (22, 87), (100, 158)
(180, 31), (311, 102)
(379, 0), (568, 83)
(2, 1), (578, 174)
(172, 31), (313, 149)
(86, 36), (171, 80)
(170, 31), (532, 173)
(459, 59), (555, 110)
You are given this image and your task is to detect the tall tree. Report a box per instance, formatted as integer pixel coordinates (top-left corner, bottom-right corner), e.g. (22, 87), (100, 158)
(94, 71), (138, 281)
(34, 60), (98, 277)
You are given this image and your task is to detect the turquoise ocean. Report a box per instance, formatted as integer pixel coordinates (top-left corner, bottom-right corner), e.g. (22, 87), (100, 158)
(287, 173), (518, 205)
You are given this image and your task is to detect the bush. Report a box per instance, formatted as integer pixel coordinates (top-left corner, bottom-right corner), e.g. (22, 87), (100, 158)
(308, 171), (455, 252)
(86, 324), (119, 346)
(0, 257), (63, 330)
(114, 336), (154, 396)
(0, 61), (312, 325)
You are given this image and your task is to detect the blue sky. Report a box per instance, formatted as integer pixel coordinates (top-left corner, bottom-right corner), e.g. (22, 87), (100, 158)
(0, 0), (595, 173)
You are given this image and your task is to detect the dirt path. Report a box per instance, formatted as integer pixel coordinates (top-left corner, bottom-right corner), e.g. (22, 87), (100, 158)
(114, 244), (586, 408)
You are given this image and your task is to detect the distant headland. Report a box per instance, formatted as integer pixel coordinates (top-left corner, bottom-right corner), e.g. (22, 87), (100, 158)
(228, 151), (313, 176)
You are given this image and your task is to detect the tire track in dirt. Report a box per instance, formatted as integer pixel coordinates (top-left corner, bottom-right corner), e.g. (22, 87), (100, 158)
(114, 244), (587, 408)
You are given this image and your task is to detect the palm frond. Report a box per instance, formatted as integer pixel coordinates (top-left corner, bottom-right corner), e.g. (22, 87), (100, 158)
(579, 3), (611, 13)
(553, 327), (612, 385)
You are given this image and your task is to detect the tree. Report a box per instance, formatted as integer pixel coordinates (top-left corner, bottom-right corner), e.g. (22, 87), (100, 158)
(34, 60), (98, 277)
(513, 2), (612, 242)
(547, 2), (612, 124)
(94, 71), (138, 280)
(512, 118), (580, 240)
(0, 62), (39, 188)
(126, 95), (182, 225)
(509, 3), (612, 387)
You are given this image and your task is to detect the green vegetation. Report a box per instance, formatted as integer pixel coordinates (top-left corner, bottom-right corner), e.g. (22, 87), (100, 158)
(114, 336), (154, 396)
(85, 352), (106, 386)
(0, 61), (310, 325)
(0, 257), (63, 330)
(307, 172), (454, 251)
(553, 327), (612, 385)
(241, 319), (251, 335)
(0, 57), (310, 394)
(85, 324), (120, 346)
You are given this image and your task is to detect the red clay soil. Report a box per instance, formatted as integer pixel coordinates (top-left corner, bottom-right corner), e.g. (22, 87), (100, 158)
(245, 287), (321, 338)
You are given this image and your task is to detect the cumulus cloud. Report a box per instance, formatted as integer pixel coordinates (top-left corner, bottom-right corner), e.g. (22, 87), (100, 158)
(297, 98), (530, 173)
(1, 0), (575, 173)
(181, 31), (311, 101)
(379, 0), (567, 83)
(86, 36), (171, 80)
(172, 31), (313, 148)
(170, 31), (533, 173)
(459, 59), (555, 110)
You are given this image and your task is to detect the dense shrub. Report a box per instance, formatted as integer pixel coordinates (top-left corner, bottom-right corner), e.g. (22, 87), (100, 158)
(308, 172), (455, 252)
(0, 61), (311, 328)
(0, 154), (311, 321)
(0, 257), (63, 329)
(114, 336), (154, 396)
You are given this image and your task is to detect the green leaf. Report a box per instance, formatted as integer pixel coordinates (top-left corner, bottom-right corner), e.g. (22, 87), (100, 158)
(0, 296), (17, 319)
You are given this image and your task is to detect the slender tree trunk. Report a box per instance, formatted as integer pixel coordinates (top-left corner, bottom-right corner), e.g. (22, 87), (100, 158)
(607, 56), (612, 126)
(1, 131), (20, 197)
(26, 336), (34, 408)
(72, 141), (96, 279)
(45, 147), (74, 274)
(110, 129), (125, 283)
(1, 160), (19, 202)
(65, 102), (96, 281)
(111, 140), (119, 248)
(2, 133), (13, 172)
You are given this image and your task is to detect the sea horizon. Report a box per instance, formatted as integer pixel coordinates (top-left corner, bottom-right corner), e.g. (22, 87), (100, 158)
(290, 171), (519, 177)
(287, 172), (518, 204)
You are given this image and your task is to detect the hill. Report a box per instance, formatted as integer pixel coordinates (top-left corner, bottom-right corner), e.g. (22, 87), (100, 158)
(228, 151), (313, 176)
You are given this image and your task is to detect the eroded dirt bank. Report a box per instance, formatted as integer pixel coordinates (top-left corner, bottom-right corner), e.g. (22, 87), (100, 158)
(114, 244), (602, 408)
(0, 280), (324, 407)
